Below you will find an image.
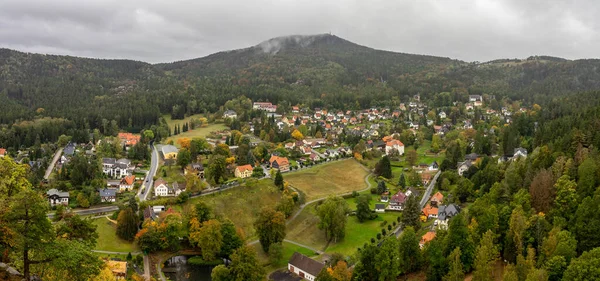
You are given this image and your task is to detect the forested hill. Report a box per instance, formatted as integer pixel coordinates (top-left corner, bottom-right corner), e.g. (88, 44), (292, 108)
(1, 34), (600, 134)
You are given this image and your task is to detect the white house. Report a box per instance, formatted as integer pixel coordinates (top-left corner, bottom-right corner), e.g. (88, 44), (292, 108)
(457, 160), (472, 176)
(102, 158), (134, 179)
(223, 110), (237, 119)
(385, 139), (405, 156)
(435, 204), (461, 229)
(288, 252), (324, 281)
(154, 179), (170, 197)
(375, 204), (386, 213)
(513, 148), (528, 159)
(438, 111), (447, 119)
(47, 189), (69, 206)
(119, 175), (136, 192)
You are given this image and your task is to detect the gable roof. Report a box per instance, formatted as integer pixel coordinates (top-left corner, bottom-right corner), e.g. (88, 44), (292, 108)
(161, 145), (178, 155)
(438, 204), (461, 220)
(375, 204), (386, 210)
(236, 164), (253, 173)
(421, 231), (437, 245)
(154, 178), (168, 188)
(121, 175), (136, 185)
(270, 155), (289, 166)
(98, 188), (117, 197)
(422, 205), (438, 217)
(431, 192), (444, 202)
(47, 188), (69, 198)
(391, 191), (407, 204)
(0, 148), (6, 155)
(288, 252), (324, 277)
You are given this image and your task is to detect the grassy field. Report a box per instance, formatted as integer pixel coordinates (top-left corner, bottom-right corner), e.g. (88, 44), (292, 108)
(185, 179), (284, 239)
(285, 159), (369, 201)
(93, 217), (139, 253)
(157, 165), (185, 183)
(163, 114), (228, 145)
(254, 241), (318, 272)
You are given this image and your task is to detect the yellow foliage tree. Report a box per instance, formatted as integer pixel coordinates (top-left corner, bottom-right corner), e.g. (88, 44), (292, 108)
(89, 266), (116, 281)
(354, 152), (363, 161)
(330, 261), (352, 281)
(292, 129), (304, 140)
(177, 138), (191, 149)
(226, 156), (236, 165)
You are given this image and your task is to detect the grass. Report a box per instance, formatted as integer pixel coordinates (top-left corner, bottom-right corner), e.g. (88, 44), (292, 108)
(254, 241), (318, 272)
(157, 165), (185, 183)
(93, 217), (139, 253)
(186, 179), (284, 239)
(166, 123), (229, 146)
(285, 159), (369, 201)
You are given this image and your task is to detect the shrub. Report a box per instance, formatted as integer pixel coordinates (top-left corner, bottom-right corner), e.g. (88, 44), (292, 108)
(377, 233), (382, 240)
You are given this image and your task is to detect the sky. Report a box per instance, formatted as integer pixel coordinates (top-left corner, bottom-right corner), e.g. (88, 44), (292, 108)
(0, 0), (598, 63)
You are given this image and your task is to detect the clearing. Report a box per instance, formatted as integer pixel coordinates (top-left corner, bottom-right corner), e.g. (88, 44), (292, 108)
(163, 114), (228, 146)
(285, 159), (369, 201)
(93, 217), (139, 253)
(186, 179), (285, 239)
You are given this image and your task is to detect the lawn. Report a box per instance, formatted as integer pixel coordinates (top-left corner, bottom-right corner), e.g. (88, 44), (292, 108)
(186, 179), (285, 239)
(93, 217), (139, 253)
(254, 241), (318, 272)
(285, 159), (369, 201)
(157, 165), (185, 183)
(165, 123), (229, 146)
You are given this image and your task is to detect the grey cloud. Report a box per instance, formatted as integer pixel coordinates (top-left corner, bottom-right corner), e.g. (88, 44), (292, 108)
(0, 0), (598, 63)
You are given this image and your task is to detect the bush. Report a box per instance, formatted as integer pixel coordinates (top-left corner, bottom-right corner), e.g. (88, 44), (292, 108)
(352, 191), (359, 198)
(370, 187), (377, 194)
(392, 221), (397, 227)
(371, 238), (376, 243)
(387, 225), (392, 231)
(188, 256), (223, 267)
(382, 229), (387, 236)
(376, 233), (382, 240)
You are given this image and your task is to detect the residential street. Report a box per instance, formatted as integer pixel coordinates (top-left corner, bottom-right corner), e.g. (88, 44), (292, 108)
(394, 170), (441, 238)
(137, 144), (159, 202)
(44, 147), (63, 180)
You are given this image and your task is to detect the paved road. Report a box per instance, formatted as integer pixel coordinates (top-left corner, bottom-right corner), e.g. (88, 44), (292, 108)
(138, 144), (159, 202)
(44, 147), (63, 180)
(47, 205), (119, 218)
(143, 255), (150, 281)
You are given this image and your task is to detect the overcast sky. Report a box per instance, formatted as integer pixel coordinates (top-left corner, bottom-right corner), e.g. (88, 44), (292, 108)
(0, 0), (598, 63)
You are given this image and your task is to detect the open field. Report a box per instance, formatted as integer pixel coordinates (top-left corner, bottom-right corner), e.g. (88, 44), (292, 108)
(164, 114), (228, 145)
(285, 159), (369, 201)
(157, 165), (185, 183)
(186, 179), (284, 238)
(163, 114), (204, 129)
(93, 217), (139, 253)
(254, 241), (318, 272)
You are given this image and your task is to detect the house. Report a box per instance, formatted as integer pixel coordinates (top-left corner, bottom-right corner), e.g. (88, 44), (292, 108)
(106, 260), (127, 279)
(154, 179), (170, 197)
(438, 111), (447, 119)
(288, 252), (325, 281)
(429, 161), (439, 171)
(385, 139), (405, 156)
(47, 189), (69, 206)
(253, 102), (277, 112)
(457, 160), (472, 176)
(63, 142), (76, 157)
(270, 155), (290, 172)
(102, 158), (134, 178)
(465, 153), (479, 161)
(420, 232), (437, 249)
(119, 175), (136, 192)
(380, 195), (389, 202)
(117, 132), (141, 148)
(430, 192), (444, 207)
(388, 191), (407, 211)
(98, 188), (117, 203)
(375, 204), (386, 213)
(422, 204), (438, 219)
(223, 110), (238, 119)
(309, 153), (320, 162)
(0, 148), (6, 157)
(292, 106), (300, 113)
(235, 164), (253, 178)
(469, 95), (483, 102)
(513, 148), (528, 159)
(405, 187), (420, 198)
(161, 145), (179, 160)
(186, 162), (205, 178)
(436, 204), (461, 229)
(143, 206), (158, 221)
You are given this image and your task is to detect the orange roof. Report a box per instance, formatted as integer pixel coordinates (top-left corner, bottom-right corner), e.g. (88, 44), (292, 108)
(382, 136), (393, 142)
(236, 164), (253, 173)
(422, 205), (438, 217)
(421, 173), (433, 180)
(270, 155), (289, 166)
(386, 139), (404, 147)
(0, 148), (6, 155)
(118, 132), (141, 146)
(121, 175), (136, 185)
(421, 231), (436, 244)
(431, 192), (444, 202)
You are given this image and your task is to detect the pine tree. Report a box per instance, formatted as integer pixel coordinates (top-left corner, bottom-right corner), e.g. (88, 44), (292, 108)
(399, 173), (406, 188)
(444, 248), (464, 281)
(274, 170), (284, 190)
(401, 194), (421, 231)
(116, 207), (138, 241)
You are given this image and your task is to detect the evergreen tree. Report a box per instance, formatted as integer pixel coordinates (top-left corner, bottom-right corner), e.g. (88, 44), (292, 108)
(399, 173), (406, 188)
(116, 207), (138, 241)
(398, 226), (422, 274)
(374, 156), (392, 178)
(472, 230), (498, 281)
(274, 170), (284, 190)
(443, 247), (464, 281)
(401, 194), (421, 231)
(444, 213), (475, 271)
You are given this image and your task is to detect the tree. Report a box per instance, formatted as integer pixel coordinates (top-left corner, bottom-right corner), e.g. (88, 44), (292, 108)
(401, 194), (421, 231)
(90, 266), (117, 281)
(317, 196), (349, 243)
(228, 245), (265, 281)
(56, 214), (99, 247)
(406, 150), (418, 167)
(116, 207), (138, 241)
(445, 213), (475, 271)
(76, 193), (90, 208)
(374, 156), (392, 178)
(211, 264), (232, 281)
(185, 172), (206, 194)
(177, 148), (192, 168)
(292, 129), (304, 140)
(529, 169), (555, 214)
(254, 208), (286, 253)
(502, 264), (519, 281)
(398, 226), (422, 274)
(329, 261), (353, 281)
(274, 170), (284, 189)
(353, 243), (380, 280)
(356, 194), (374, 222)
(376, 181), (387, 194)
(251, 166), (265, 178)
(207, 154), (227, 184)
(577, 157), (598, 200)
(398, 173), (406, 188)
(443, 247), (464, 281)
(431, 134), (442, 153)
(190, 219), (223, 261)
(575, 195), (600, 253)
(544, 256), (567, 281)
(220, 219), (244, 257)
(425, 239), (447, 281)
(509, 206), (528, 256)
(194, 202), (212, 223)
(551, 175), (578, 223)
(376, 237), (401, 281)
(563, 247), (600, 280)
(268, 242), (283, 264)
(472, 230), (498, 281)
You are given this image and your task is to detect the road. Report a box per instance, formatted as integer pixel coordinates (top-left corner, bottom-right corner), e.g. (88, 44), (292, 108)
(44, 147), (63, 180)
(47, 205), (119, 219)
(137, 144), (159, 202)
(393, 170), (441, 238)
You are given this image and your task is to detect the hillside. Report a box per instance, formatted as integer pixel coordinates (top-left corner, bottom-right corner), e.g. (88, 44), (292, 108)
(1, 34), (600, 130)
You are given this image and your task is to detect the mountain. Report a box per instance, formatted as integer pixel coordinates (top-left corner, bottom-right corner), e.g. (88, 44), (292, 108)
(1, 33), (600, 131)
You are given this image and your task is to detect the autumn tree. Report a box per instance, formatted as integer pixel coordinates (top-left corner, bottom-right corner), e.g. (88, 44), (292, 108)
(274, 170), (284, 189)
(472, 230), (498, 281)
(317, 196), (349, 243)
(190, 219), (223, 261)
(374, 156), (392, 178)
(228, 245), (265, 281)
(194, 202), (212, 223)
(406, 150), (418, 167)
(254, 208), (286, 253)
(292, 129), (304, 140)
(509, 206), (528, 256)
(529, 169), (555, 214)
(356, 194), (374, 222)
(116, 207), (138, 241)
(220, 219), (244, 257)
